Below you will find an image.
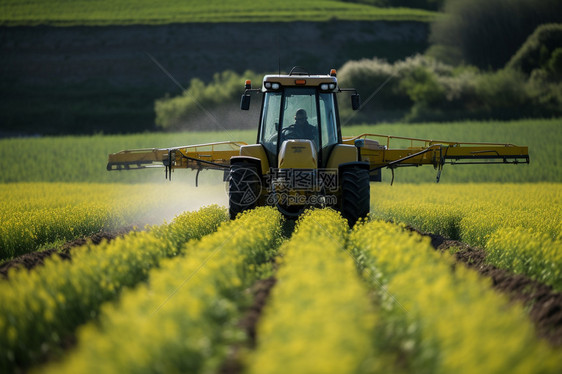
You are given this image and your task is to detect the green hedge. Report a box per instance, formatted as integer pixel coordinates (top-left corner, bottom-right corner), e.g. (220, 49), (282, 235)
(155, 54), (562, 127)
(337, 55), (562, 122)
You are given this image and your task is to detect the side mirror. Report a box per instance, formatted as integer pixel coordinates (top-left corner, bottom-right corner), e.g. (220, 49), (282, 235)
(351, 94), (361, 111)
(240, 94), (251, 110)
(354, 138), (364, 162)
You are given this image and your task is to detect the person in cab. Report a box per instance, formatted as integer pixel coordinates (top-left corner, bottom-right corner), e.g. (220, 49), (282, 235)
(281, 109), (317, 141)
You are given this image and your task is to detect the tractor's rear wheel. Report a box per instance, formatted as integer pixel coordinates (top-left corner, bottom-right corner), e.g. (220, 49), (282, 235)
(228, 162), (261, 220)
(340, 166), (370, 227)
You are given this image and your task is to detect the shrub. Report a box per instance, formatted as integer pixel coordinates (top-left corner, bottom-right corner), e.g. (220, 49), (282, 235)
(155, 70), (263, 130)
(339, 54), (562, 122)
(337, 57), (407, 123)
(338, 55), (453, 122)
(474, 69), (529, 114)
(399, 66), (445, 105)
(429, 0), (562, 69)
(507, 23), (562, 76)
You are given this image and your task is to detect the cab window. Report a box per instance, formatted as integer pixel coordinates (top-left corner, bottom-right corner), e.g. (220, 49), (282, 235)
(259, 92), (282, 157)
(319, 92), (338, 153)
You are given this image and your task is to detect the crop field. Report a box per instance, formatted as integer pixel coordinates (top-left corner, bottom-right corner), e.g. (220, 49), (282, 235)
(370, 183), (562, 290)
(1, 206), (561, 372)
(0, 0), (437, 26)
(2, 0), (561, 368)
(0, 183), (228, 261)
(1, 119), (561, 372)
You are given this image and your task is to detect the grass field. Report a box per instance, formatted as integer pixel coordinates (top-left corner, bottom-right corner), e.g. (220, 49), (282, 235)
(0, 0), (438, 26)
(0, 119), (558, 184)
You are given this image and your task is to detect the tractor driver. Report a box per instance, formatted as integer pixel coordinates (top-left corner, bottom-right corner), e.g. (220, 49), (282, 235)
(281, 109), (318, 142)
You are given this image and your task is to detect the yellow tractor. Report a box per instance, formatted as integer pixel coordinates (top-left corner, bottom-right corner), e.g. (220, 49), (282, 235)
(108, 67), (529, 225)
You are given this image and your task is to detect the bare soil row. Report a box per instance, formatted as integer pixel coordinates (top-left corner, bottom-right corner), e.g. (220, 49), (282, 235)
(413, 228), (562, 347)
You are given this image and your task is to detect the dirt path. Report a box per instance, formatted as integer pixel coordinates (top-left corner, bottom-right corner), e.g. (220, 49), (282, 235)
(412, 228), (562, 347)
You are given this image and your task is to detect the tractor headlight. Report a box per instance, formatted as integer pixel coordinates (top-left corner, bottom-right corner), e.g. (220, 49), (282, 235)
(320, 83), (337, 91)
(264, 82), (281, 90)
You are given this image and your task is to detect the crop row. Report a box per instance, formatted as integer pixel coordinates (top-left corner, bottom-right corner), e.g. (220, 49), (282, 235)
(370, 183), (562, 290)
(247, 209), (376, 374)
(349, 219), (562, 373)
(42, 207), (283, 373)
(0, 182), (227, 260)
(0, 205), (227, 371)
(247, 209), (562, 374)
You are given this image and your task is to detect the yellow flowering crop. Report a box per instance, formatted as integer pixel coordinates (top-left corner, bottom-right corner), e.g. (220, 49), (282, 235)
(247, 209), (378, 374)
(1, 178), (560, 374)
(42, 207), (283, 374)
(0, 205), (227, 371)
(370, 183), (562, 289)
(0, 182), (227, 259)
(349, 220), (562, 374)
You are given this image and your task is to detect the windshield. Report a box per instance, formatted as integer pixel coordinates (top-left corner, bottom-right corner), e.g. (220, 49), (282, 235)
(259, 88), (339, 167)
(279, 88), (319, 149)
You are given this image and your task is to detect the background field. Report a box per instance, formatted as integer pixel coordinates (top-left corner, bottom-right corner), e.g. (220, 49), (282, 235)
(0, 119), (558, 184)
(0, 0), (437, 26)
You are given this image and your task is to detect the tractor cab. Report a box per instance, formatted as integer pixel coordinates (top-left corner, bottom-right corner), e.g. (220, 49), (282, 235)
(241, 67), (360, 169)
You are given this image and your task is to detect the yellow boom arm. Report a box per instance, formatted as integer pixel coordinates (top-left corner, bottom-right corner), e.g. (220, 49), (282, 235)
(343, 133), (529, 182)
(107, 134), (529, 183)
(107, 141), (247, 180)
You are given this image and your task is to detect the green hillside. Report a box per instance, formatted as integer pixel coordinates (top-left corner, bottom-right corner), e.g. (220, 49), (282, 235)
(0, 0), (437, 26)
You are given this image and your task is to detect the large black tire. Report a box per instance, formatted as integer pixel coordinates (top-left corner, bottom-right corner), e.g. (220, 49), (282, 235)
(340, 166), (370, 227)
(228, 162), (261, 220)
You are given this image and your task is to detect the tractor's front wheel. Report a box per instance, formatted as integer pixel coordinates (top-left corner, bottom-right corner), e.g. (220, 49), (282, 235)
(340, 166), (370, 227)
(228, 162), (261, 220)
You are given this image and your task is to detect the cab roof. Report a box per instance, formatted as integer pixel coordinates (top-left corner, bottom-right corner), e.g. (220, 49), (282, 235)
(261, 68), (338, 92)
